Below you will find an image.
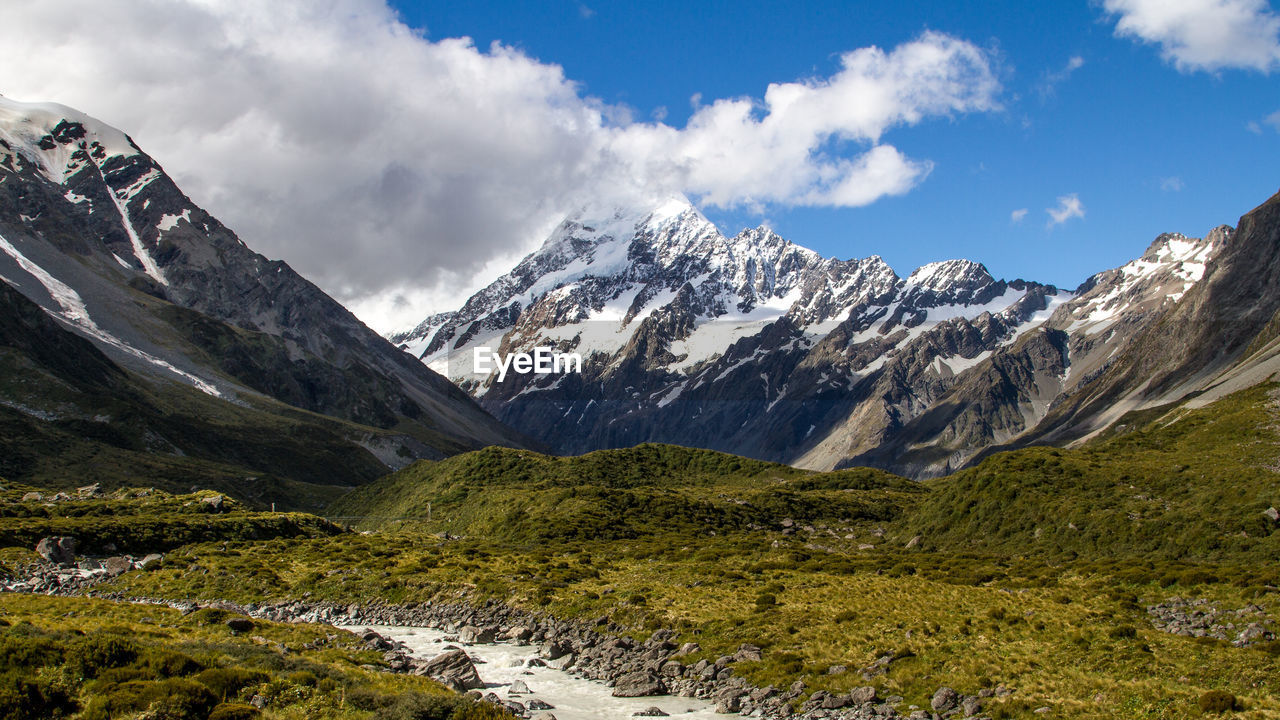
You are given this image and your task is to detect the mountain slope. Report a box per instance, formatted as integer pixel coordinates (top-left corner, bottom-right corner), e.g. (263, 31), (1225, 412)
(396, 192), (1243, 476)
(0, 96), (527, 504)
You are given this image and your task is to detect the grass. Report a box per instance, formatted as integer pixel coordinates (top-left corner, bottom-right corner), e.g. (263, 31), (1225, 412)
(0, 484), (344, 555)
(0, 593), (510, 720)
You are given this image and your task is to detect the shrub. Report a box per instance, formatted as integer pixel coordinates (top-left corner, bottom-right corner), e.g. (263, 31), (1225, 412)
(0, 671), (77, 720)
(142, 650), (204, 678)
(86, 678), (218, 720)
(195, 668), (269, 701)
(1198, 690), (1240, 713)
(68, 636), (139, 678)
(1108, 625), (1138, 639)
(374, 692), (471, 720)
(208, 703), (261, 720)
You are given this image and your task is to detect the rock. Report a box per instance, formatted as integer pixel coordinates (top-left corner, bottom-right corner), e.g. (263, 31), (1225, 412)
(1263, 506), (1280, 522)
(931, 686), (959, 713)
(459, 625), (497, 644)
(673, 642), (700, 656)
(104, 556), (133, 576)
(826, 664), (847, 675)
(35, 536), (76, 564)
(540, 639), (572, 660)
(201, 494), (225, 511)
(531, 714), (558, 720)
(76, 483), (100, 497)
(249, 695), (267, 709)
(849, 686), (877, 704)
(138, 553), (164, 570)
(509, 679), (530, 695)
(734, 643), (763, 662)
(226, 618), (255, 634)
(962, 696), (983, 716)
(21, 492), (42, 502)
(905, 535), (921, 549)
(612, 671), (666, 697)
(504, 700), (526, 715)
(420, 649), (483, 691)
(715, 688), (746, 713)
(820, 693), (850, 709)
(528, 699), (555, 710)
(634, 708), (669, 717)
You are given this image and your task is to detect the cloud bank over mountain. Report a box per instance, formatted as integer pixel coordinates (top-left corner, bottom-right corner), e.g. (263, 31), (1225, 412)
(0, 0), (999, 330)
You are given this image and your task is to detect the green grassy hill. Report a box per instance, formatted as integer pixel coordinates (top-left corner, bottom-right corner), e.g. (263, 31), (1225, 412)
(332, 384), (1280, 564)
(898, 383), (1280, 562)
(0, 483), (343, 558)
(328, 443), (922, 542)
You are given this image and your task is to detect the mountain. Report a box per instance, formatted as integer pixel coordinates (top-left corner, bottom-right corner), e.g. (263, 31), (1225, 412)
(0, 96), (526, 507)
(394, 192), (1262, 477)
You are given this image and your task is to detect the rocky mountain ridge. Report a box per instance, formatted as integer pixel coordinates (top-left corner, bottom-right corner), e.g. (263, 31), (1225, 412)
(0, 96), (527, 503)
(396, 191), (1258, 476)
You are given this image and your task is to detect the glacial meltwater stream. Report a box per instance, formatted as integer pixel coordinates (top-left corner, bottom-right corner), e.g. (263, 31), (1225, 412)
(347, 625), (737, 720)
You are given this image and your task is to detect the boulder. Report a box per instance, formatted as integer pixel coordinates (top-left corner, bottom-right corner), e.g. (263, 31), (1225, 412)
(459, 625), (497, 644)
(104, 556), (133, 576)
(1263, 507), (1279, 523)
(509, 679), (530, 695)
(138, 553), (164, 570)
(528, 699), (555, 710)
(531, 714), (558, 720)
(673, 642), (700, 656)
(540, 639), (572, 660)
(931, 686), (959, 713)
(76, 483), (100, 497)
(201, 494), (225, 511)
(734, 643), (763, 662)
(715, 688), (746, 713)
(35, 536), (76, 565)
(634, 707), (670, 716)
(21, 492), (42, 502)
(962, 696), (983, 717)
(421, 649), (483, 691)
(849, 686), (877, 704)
(611, 671), (666, 697)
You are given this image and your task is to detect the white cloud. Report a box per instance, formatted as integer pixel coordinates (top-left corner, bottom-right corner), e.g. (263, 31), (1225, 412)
(1160, 176), (1185, 191)
(0, 1), (1000, 332)
(1037, 55), (1085, 99)
(1010, 208), (1029, 223)
(1267, 109), (1280, 130)
(1104, 0), (1280, 72)
(1046, 194), (1085, 227)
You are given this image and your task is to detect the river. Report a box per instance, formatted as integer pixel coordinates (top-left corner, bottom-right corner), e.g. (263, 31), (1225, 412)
(349, 624), (738, 720)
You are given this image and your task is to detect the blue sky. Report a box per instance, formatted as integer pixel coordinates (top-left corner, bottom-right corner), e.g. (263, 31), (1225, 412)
(2, 1), (1278, 331)
(402, 0), (1279, 289)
